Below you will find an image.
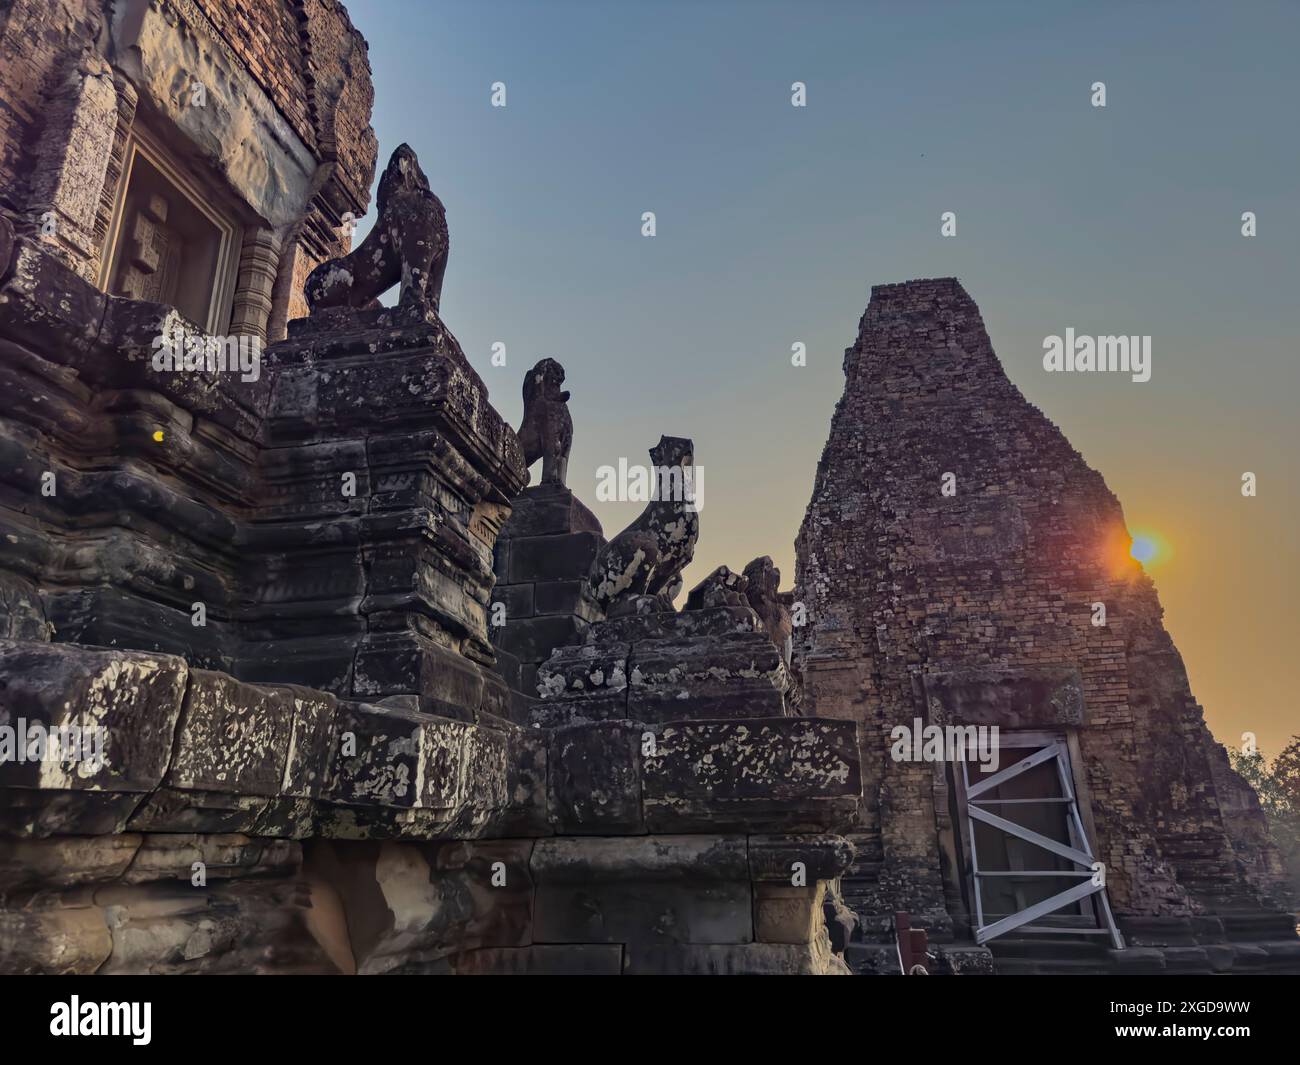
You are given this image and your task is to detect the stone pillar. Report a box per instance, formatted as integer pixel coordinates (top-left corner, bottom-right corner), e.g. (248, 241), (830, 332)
(88, 74), (139, 280)
(229, 226), (282, 342)
(25, 56), (120, 282)
(490, 483), (604, 716)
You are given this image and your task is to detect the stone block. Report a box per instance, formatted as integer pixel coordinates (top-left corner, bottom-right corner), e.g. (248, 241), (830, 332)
(923, 667), (1086, 729)
(92, 879), (343, 974)
(507, 531), (602, 583)
(531, 835), (752, 946)
(596, 605), (761, 644)
(492, 645), (523, 693)
(547, 721), (644, 834)
(529, 694), (630, 728)
(495, 614), (589, 667)
(0, 835), (142, 894)
(0, 571), (49, 641)
(353, 632), (492, 720)
(748, 834), (856, 882)
(0, 906), (112, 975)
(449, 944), (622, 975)
(43, 587), (235, 674)
(493, 538), (511, 582)
(501, 484), (603, 538)
(128, 789), (273, 835)
(122, 835), (300, 884)
(754, 882), (826, 944)
(643, 718), (861, 833)
(533, 578), (601, 621)
(237, 633), (357, 696)
(0, 640), (187, 796)
(165, 671), (302, 797)
(490, 582), (534, 622)
(324, 701), (424, 811)
(623, 941), (848, 975)
(534, 641), (629, 702)
(0, 237), (104, 360)
(0, 789), (145, 838)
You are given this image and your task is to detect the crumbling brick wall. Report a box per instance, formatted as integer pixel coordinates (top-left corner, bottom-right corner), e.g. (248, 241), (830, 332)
(0, 0), (377, 336)
(0, 0), (107, 215)
(794, 277), (1290, 928)
(192, 0), (316, 149)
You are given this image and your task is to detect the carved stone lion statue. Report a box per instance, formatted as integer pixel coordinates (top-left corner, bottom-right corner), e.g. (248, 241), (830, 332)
(742, 555), (793, 665)
(589, 436), (699, 615)
(305, 143), (448, 315)
(517, 358), (573, 486)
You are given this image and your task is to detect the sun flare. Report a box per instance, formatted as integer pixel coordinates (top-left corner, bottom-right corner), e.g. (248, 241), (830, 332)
(1127, 528), (1169, 569)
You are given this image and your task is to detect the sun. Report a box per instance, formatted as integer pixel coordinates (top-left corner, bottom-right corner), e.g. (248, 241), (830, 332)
(1130, 536), (1157, 563)
(1127, 528), (1170, 569)
(1101, 525), (1170, 576)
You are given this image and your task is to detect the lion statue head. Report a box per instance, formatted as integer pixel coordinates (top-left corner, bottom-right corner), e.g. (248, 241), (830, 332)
(375, 142), (431, 211)
(523, 357), (569, 405)
(649, 435), (693, 469)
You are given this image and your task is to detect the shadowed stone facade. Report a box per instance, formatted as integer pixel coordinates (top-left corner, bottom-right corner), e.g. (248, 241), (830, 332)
(0, 122), (861, 972)
(0, 1), (1292, 978)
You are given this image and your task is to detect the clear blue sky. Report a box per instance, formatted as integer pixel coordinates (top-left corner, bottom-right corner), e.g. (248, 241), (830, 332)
(347, 0), (1299, 755)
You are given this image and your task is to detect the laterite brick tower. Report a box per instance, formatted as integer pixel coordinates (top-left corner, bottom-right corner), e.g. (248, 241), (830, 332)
(794, 277), (1297, 973)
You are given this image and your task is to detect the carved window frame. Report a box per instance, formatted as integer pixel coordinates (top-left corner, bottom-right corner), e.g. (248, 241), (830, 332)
(96, 125), (242, 334)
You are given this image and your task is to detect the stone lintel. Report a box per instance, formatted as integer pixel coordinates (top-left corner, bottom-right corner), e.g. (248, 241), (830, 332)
(923, 666), (1086, 729)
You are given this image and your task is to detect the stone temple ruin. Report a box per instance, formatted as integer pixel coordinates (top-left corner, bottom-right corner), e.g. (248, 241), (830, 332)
(0, 0), (1295, 976)
(794, 279), (1297, 973)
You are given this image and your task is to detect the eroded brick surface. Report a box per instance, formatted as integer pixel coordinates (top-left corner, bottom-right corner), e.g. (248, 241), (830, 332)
(794, 278), (1293, 945)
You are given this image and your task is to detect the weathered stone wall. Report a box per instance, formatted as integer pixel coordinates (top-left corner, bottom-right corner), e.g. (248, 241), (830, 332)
(1, 832), (856, 975)
(0, 636), (862, 845)
(0, 0), (869, 971)
(794, 278), (1293, 947)
(0, 638), (859, 974)
(0, 205), (866, 975)
(0, 217), (523, 717)
(535, 604), (791, 727)
(186, 0), (377, 214)
(0, 0), (106, 215)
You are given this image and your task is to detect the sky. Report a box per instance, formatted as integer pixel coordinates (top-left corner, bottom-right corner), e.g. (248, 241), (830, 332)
(346, 0), (1298, 757)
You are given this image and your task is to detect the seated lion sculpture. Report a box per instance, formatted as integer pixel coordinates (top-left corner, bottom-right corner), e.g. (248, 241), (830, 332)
(305, 143), (448, 315)
(589, 436), (700, 615)
(742, 555), (793, 665)
(517, 358), (573, 486)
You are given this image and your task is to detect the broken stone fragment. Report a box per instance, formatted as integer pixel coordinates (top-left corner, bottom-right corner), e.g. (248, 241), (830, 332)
(684, 565), (749, 610)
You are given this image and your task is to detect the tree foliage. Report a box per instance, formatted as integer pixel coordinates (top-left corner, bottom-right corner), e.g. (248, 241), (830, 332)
(1230, 736), (1300, 900)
